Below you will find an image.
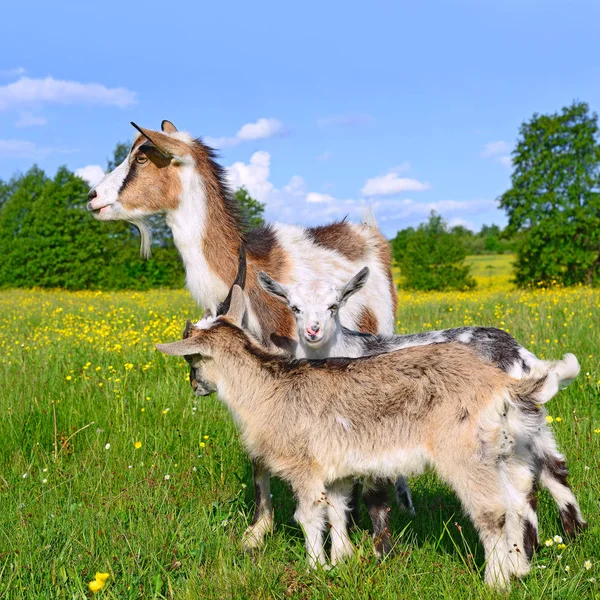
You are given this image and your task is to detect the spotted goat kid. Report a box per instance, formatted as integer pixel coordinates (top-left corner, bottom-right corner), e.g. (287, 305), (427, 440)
(258, 267), (587, 540)
(158, 284), (581, 592)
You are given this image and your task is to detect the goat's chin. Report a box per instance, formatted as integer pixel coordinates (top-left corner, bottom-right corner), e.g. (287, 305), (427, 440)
(304, 336), (324, 347)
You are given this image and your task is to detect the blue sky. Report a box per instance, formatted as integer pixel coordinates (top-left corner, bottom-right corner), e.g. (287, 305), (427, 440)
(1, 0), (600, 237)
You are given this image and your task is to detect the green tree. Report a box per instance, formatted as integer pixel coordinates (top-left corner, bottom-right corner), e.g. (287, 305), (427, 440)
(233, 187), (265, 230)
(500, 101), (600, 286)
(391, 226), (415, 265)
(397, 212), (476, 291)
(0, 165), (185, 290)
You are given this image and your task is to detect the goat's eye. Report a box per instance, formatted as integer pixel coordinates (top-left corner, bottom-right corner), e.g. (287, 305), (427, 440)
(136, 154), (148, 164)
(328, 304), (339, 312)
(290, 306), (300, 314)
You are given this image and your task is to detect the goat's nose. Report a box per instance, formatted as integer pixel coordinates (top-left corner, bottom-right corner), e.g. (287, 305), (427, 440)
(86, 189), (97, 211)
(191, 378), (198, 390)
(307, 324), (320, 335)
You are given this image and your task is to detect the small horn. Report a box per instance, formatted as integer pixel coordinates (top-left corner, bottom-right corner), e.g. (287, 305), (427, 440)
(183, 319), (194, 339)
(130, 122), (159, 146)
(216, 244), (247, 316)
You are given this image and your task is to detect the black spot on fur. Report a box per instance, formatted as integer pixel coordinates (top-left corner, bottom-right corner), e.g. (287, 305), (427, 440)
(523, 520), (537, 560)
(544, 455), (570, 488)
(560, 503), (588, 538)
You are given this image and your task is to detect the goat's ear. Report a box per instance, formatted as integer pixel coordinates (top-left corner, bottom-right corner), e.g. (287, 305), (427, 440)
(156, 336), (207, 357)
(226, 285), (246, 326)
(130, 122), (182, 158)
(161, 120), (178, 133)
(258, 271), (289, 304)
(339, 267), (370, 305)
(182, 319), (194, 340)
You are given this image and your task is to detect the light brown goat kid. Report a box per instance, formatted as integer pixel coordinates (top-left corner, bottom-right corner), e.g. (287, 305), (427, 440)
(158, 285), (579, 591)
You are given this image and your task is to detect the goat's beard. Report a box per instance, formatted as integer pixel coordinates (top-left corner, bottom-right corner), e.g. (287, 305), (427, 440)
(131, 219), (153, 259)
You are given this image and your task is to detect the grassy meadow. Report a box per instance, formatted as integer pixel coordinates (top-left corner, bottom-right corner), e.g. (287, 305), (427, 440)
(0, 268), (599, 598)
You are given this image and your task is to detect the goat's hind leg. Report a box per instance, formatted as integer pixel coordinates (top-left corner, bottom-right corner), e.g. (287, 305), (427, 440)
(362, 478), (394, 558)
(242, 459), (274, 551)
(326, 478), (354, 565)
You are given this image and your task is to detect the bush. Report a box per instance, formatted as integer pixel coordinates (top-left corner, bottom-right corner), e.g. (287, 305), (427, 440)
(396, 212), (476, 291)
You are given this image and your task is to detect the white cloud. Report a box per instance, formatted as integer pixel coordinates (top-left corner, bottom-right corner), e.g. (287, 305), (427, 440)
(361, 171), (431, 197)
(75, 165), (105, 187)
(448, 217), (476, 231)
(481, 140), (512, 168)
(205, 117), (287, 148)
(317, 112), (373, 128)
(227, 151), (274, 202)
(15, 111), (47, 127)
(0, 139), (77, 158)
(226, 153), (501, 235)
(306, 192), (335, 204)
(0, 76), (137, 111)
(481, 140), (510, 157)
(0, 67), (26, 78)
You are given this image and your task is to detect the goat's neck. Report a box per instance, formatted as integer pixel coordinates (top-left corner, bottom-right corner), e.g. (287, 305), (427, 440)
(212, 347), (275, 421)
(166, 167), (241, 312)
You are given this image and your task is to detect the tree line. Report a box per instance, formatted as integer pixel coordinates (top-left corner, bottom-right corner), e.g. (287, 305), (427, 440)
(0, 100), (598, 291)
(0, 146), (264, 290)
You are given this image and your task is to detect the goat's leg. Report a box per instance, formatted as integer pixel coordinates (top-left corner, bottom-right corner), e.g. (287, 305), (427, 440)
(326, 478), (354, 565)
(501, 460), (537, 578)
(362, 478), (392, 558)
(394, 476), (415, 514)
(294, 483), (329, 569)
(532, 420), (587, 537)
(242, 459), (274, 551)
(440, 462), (513, 591)
(540, 452), (587, 537)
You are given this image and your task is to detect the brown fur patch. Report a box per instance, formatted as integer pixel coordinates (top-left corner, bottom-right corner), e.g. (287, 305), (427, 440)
(357, 307), (378, 334)
(305, 222), (367, 261)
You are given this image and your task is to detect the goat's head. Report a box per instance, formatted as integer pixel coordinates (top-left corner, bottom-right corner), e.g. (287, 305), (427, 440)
(258, 267), (370, 349)
(158, 245), (247, 396)
(87, 120), (218, 257)
(157, 283), (248, 395)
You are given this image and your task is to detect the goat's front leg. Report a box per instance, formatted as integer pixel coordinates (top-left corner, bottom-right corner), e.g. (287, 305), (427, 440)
(294, 484), (329, 569)
(326, 478), (354, 565)
(242, 459), (274, 551)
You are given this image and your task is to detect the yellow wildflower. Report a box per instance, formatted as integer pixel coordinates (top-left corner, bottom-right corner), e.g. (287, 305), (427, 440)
(557, 543), (566, 550)
(544, 539), (554, 547)
(134, 441), (142, 449)
(65, 375), (72, 381)
(88, 572), (110, 593)
(555, 417), (562, 423)
(200, 442), (205, 448)
(546, 416), (554, 423)
(203, 435), (209, 440)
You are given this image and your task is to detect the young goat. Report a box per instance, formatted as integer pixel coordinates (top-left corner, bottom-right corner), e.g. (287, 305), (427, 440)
(258, 268), (587, 539)
(157, 285), (581, 591)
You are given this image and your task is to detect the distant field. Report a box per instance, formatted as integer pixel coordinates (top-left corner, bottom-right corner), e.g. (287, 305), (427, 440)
(0, 284), (598, 598)
(394, 253), (515, 291)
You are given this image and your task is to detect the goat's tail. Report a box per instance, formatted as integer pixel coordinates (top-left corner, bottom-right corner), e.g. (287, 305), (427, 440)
(361, 206), (378, 229)
(512, 353), (580, 406)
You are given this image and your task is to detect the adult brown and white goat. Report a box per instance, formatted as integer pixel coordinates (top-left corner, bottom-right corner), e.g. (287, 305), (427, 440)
(87, 120), (401, 552)
(157, 285), (580, 591)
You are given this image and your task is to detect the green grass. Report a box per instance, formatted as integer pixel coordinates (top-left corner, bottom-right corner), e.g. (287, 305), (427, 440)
(0, 285), (598, 599)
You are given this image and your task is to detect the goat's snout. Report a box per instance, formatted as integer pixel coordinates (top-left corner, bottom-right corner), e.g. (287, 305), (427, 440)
(306, 324), (321, 336)
(86, 189), (97, 211)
